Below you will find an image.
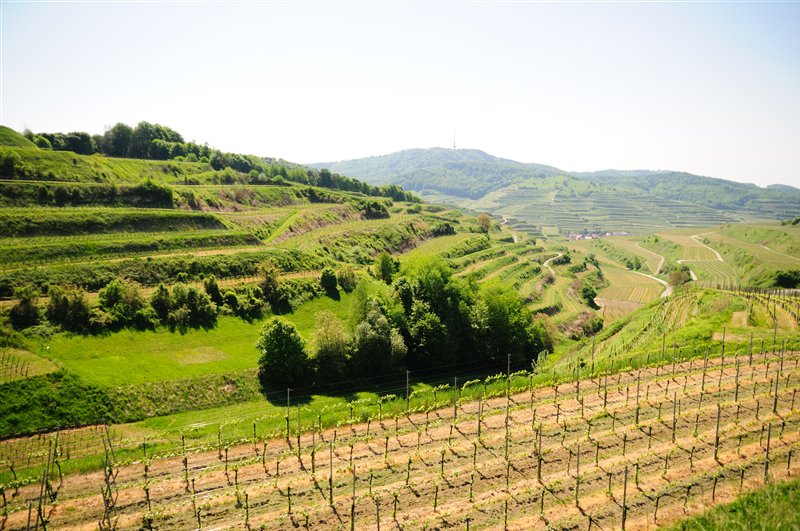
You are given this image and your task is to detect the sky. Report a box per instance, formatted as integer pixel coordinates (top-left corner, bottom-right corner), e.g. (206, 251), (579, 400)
(2, 1), (799, 188)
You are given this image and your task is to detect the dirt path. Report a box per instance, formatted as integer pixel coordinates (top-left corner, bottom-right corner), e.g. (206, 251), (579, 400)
(543, 252), (563, 276)
(635, 242), (665, 275)
(5, 350), (800, 530)
(633, 270), (673, 298)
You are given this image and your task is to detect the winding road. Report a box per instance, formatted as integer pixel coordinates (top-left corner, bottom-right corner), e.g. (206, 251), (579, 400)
(543, 252), (563, 276)
(634, 242), (665, 275)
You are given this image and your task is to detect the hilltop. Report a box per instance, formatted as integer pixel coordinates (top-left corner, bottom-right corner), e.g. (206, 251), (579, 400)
(314, 148), (800, 234)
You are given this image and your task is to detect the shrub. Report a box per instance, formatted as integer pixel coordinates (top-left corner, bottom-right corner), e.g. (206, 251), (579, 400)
(337, 267), (357, 292)
(320, 267), (338, 295)
(256, 317), (309, 389)
(9, 285), (40, 330)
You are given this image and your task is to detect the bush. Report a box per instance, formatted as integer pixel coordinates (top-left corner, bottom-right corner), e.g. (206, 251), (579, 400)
(9, 285), (40, 330)
(47, 286), (91, 332)
(312, 311), (350, 383)
(256, 317), (309, 388)
(320, 267), (338, 295)
(337, 267), (357, 292)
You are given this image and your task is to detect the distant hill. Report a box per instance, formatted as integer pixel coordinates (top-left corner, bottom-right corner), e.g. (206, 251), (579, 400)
(314, 148), (800, 234)
(314, 148), (563, 199)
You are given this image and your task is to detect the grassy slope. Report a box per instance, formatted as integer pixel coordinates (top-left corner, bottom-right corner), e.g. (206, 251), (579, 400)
(0, 126), (37, 148)
(40, 288), (371, 387)
(670, 476), (800, 530)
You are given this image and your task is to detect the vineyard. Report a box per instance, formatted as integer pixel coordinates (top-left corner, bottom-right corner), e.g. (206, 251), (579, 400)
(2, 342), (799, 529)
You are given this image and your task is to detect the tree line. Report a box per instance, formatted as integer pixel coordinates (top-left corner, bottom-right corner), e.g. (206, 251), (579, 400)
(5, 263), (358, 334)
(20, 122), (419, 203)
(256, 256), (553, 390)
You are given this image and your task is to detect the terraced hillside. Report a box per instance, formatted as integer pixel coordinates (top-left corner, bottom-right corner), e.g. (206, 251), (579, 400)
(315, 148), (799, 236)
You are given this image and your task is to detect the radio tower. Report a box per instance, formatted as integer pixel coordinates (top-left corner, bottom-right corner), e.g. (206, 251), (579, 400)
(453, 127), (456, 150)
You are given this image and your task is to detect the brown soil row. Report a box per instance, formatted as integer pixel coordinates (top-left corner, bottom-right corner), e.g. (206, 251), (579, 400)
(3, 350), (800, 530)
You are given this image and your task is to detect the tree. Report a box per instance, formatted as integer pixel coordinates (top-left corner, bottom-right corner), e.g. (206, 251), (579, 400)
(104, 123), (133, 157)
(150, 283), (172, 322)
(407, 300), (448, 367)
(470, 282), (550, 366)
(9, 285), (40, 330)
(204, 275), (224, 305)
(312, 311), (350, 383)
(375, 251), (396, 284)
(97, 278), (145, 327)
(352, 300), (406, 376)
(477, 213), (492, 233)
(337, 267), (357, 293)
(47, 286), (90, 332)
(257, 318), (309, 388)
(320, 267), (338, 295)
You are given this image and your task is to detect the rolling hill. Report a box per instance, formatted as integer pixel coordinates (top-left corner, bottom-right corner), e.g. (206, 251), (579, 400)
(313, 149), (800, 234)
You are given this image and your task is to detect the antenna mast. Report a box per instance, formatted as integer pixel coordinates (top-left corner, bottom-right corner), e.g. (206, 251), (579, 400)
(453, 127), (456, 150)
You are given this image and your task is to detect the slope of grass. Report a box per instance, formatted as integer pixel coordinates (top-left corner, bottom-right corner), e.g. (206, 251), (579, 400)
(0, 126), (37, 148)
(36, 287), (376, 388)
(670, 476), (800, 530)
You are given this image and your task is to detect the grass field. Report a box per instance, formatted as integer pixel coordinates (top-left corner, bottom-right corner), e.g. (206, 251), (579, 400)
(0, 348), (59, 383)
(669, 475), (800, 530)
(35, 287), (375, 387)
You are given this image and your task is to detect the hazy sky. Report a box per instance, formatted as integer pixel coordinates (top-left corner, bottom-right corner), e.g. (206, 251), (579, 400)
(2, 2), (799, 187)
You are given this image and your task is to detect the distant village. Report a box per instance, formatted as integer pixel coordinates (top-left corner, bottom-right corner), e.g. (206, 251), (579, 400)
(567, 231), (630, 241)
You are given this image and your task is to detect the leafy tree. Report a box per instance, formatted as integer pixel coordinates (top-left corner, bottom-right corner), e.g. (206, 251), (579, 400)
(668, 265), (692, 286)
(320, 267), (338, 295)
(312, 311), (350, 383)
(104, 123), (133, 157)
(352, 300), (406, 376)
(97, 278), (145, 327)
(204, 275), (224, 305)
(470, 282), (549, 366)
(375, 251), (396, 284)
(337, 267), (357, 292)
(477, 213), (492, 233)
(150, 283), (171, 322)
(9, 285), (39, 330)
(256, 317), (309, 388)
(407, 300), (448, 367)
(773, 270), (800, 288)
(580, 284), (599, 309)
(259, 260), (285, 306)
(46, 286), (90, 332)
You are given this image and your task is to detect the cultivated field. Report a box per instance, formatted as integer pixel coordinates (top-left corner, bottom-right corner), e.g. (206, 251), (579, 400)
(3, 347), (800, 529)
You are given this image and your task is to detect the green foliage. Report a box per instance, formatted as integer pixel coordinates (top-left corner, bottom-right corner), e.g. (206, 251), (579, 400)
(0, 371), (112, 436)
(46, 285), (91, 332)
(0, 125), (37, 148)
(311, 311), (350, 383)
(0, 248), (326, 298)
(256, 317), (309, 389)
(0, 207), (226, 237)
(476, 213), (492, 233)
(375, 251), (397, 284)
(772, 269), (800, 288)
(320, 267), (338, 294)
(471, 281), (551, 366)
(359, 199), (390, 219)
(592, 239), (642, 270)
(352, 300), (406, 376)
(337, 267), (358, 293)
(203, 275), (224, 305)
(9, 285), (40, 330)
(95, 278), (147, 330)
